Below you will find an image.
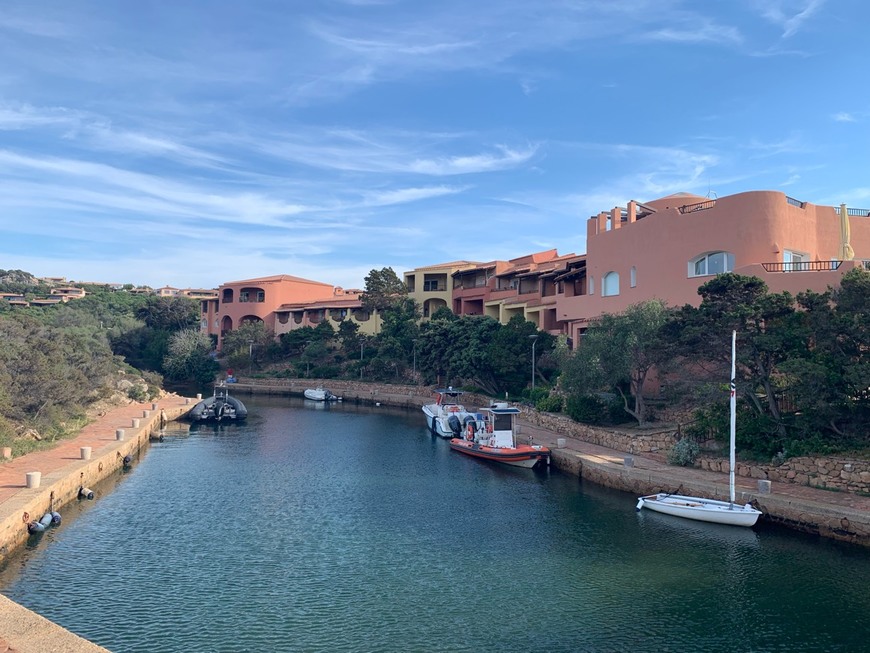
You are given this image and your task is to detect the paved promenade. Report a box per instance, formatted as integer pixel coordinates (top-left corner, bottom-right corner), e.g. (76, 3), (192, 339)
(0, 395), (192, 653)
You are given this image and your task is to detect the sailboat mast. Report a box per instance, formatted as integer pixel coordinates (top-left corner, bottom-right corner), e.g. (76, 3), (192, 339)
(729, 330), (737, 505)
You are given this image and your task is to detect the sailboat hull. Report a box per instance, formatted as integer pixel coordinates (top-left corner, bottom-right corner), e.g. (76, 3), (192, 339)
(636, 494), (761, 527)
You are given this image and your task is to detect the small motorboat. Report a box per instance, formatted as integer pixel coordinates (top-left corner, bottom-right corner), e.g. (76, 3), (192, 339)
(303, 387), (341, 401)
(188, 383), (248, 422)
(422, 387), (473, 438)
(449, 403), (550, 469)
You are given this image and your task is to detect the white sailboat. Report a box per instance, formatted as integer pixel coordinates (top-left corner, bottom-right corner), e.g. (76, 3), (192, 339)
(636, 330), (762, 527)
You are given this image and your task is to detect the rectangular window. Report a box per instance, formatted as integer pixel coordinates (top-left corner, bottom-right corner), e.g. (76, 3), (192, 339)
(239, 291), (249, 302)
(423, 280), (439, 292)
(256, 290), (265, 302)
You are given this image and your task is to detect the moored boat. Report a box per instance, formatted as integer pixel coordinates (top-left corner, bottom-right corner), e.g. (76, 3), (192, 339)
(188, 383), (248, 423)
(636, 331), (761, 527)
(303, 387), (341, 401)
(422, 387), (472, 438)
(449, 403), (550, 469)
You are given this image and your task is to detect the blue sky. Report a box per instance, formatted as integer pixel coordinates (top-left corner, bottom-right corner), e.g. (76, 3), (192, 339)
(2, 0), (868, 290)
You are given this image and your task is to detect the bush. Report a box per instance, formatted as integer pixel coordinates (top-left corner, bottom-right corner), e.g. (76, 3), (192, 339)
(535, 393), (564, 413)
(667, 438), (700, 466)
(566, 395), (608, 424)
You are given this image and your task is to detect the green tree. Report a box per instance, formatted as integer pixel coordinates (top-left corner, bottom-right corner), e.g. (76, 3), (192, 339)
(360, 267), (407, 314)
(221, 322), (275, 374)
(136, 296), (199, 331)
(163, 328), (219, 386)
(562, 300), (671, 425)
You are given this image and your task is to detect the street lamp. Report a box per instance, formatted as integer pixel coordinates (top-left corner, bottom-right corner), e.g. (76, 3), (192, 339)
(412, 339), (417, 381)
(360, 341), (364, 380)
(528, 334), (539, 392)
(248, 340), (254, 377)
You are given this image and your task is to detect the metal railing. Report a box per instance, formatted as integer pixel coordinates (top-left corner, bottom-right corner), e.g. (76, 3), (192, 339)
(761, 260), (842, 273)
(786, 196), (805, 208)
(677, 199), (716, 214)
(846, 207), (870, 217)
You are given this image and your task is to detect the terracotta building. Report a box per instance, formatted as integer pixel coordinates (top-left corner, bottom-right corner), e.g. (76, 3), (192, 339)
(404, 261), (479, 320)
(557, 190), (870, 344)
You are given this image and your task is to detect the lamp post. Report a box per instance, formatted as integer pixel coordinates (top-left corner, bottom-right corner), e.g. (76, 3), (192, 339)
(360, 341), (364, 380)
(412, 339), (417, 381)
(248, 340), (254, 378)
(528, 334), (539, 392)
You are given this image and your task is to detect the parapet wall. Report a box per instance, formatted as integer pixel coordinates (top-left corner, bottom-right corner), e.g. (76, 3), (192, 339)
(698, 455), (870, 495)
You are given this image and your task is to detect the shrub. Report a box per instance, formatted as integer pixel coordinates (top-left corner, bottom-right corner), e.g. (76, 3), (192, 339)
(667, 438), (700, 467)
(565, 395), (608, 424)
(535, 394), (564, 413)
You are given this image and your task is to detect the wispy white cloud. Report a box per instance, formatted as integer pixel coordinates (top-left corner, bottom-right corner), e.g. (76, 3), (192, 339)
(832, 112), (857, 123)
(754, 0), (827, 38)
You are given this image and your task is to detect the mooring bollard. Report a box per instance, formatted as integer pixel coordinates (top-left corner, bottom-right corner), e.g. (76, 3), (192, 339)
(116, 428), (125, 441)
(142, 409), (150, 418)
(196, 393), (202, 400)
(151, 402), (159, 411)
(131, 418), (140, 428)
(623, 455), (635, 468)
(25, 471), (41, 489)
(185, 397), (191, 405)
(80, 447), (92, 460)
(556, 438), (566, 448)
(758, 479), (772, 495)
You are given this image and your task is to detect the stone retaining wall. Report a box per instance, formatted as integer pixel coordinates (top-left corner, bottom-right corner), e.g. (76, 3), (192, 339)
(698, 455), (870, 495)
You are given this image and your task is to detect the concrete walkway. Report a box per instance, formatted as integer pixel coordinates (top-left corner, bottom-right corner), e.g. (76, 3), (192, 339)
(0, 395), (192, 653)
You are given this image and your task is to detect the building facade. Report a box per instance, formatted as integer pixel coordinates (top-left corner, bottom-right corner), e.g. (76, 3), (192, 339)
(557, 190), (870, 344)
(404, 261), (479, 320)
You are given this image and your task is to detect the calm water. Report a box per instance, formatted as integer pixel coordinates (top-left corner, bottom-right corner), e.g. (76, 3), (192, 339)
(1, 396), (869, 653)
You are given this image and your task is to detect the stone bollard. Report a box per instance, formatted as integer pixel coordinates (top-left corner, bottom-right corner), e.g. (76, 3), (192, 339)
(80, 447), (92, 460)
(116, 429), (125, 441)
(556, 438), (566, 449)
(25, 471), (41, 489)
(757, 479), (772, 495)
(142, 410), (150, 418)
(196, 393), (202, 400)
(151, 402), (159, 411)
(2, 446), (11, 459)
(131, 418), (140, 428)
(624, 456), (635, 468)
(185, 398), (191, 405)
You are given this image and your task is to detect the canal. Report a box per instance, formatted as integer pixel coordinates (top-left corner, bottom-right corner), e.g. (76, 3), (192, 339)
(1, 396), (868, 652)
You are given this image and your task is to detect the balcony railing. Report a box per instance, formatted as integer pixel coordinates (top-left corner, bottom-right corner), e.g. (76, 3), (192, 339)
(677, 199), (716, 214)
(846, 207), (870, 217)
(786, 196), (805, 208)
(761, 260), (842, 273)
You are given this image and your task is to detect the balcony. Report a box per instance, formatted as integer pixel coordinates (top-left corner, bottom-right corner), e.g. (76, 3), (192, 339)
(761, 260), (841, 273)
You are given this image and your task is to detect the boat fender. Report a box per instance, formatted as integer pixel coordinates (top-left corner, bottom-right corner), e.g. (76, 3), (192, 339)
(51, 511), (61, 525)
(27, 521), (45, 534)
(486, 424), (493, 433)
(466, 424), (474, 440)
(79, 487), (95, 500)
(635, 498), (644, 511)
(123, 455), (132, 468)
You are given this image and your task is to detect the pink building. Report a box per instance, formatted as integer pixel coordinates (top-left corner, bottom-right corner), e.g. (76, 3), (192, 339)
(557, 190), (870, 344)
(202, 275), (337, 349)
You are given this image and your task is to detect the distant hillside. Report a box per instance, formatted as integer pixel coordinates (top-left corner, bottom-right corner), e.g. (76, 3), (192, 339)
(0, 269), (48, 293)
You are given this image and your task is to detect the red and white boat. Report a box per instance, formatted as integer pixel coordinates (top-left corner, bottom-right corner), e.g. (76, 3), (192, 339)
(449, 404), (550, 469)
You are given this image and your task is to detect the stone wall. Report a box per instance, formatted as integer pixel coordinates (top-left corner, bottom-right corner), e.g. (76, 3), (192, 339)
(698, 455), (870, 494)
(517, 407), (678, 454)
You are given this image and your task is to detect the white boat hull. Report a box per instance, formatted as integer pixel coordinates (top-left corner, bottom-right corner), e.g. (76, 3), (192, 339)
(636, 494), (761, 527)
(422, 405), (467, 438)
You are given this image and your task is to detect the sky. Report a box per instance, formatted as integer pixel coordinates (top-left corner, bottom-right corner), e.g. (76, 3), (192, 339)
(2, 0), (869, 291)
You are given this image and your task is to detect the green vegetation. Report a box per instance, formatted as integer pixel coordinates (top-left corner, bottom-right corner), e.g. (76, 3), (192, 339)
(2, 267), (869, 460)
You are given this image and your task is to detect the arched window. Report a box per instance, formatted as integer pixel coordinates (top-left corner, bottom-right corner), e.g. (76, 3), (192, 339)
(602, 272), (620, 297)
(689, 251), (734, 277)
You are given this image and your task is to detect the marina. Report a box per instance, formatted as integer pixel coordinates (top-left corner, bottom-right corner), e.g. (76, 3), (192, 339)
(1, 395), (869, 652)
